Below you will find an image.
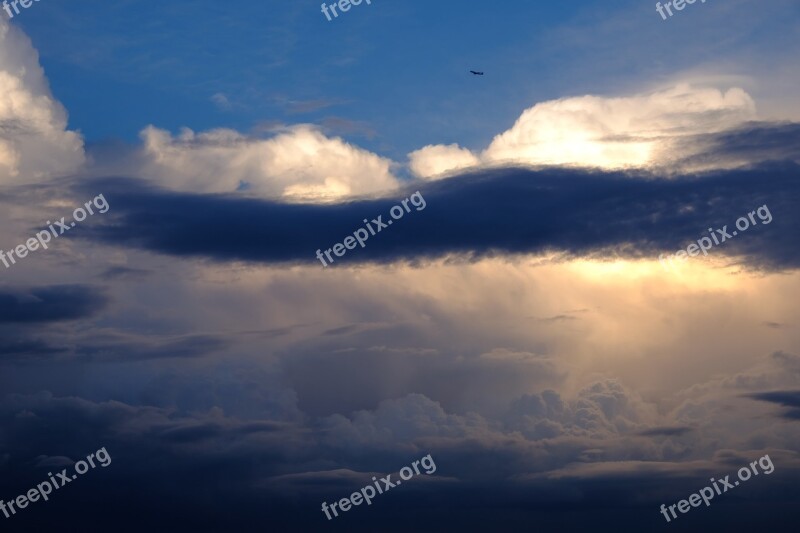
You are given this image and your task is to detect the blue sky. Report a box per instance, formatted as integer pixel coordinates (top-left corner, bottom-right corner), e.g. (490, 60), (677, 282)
(21, 0), (795, 159)
(18, 0), (580, 153)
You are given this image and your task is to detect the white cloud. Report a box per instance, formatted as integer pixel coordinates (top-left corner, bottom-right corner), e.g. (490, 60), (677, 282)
(0, 18), (85, 185)
(408, 84), (757, 177)
(138, 124), (400, 202)
(408, 143), (481, 180)
(210, 93), (231, 110)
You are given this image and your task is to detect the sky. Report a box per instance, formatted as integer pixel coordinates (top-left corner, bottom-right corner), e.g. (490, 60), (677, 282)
(1, 0), (800, 531)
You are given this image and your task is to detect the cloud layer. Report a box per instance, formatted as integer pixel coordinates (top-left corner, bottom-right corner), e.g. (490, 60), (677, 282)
(77, 137), (800, 271)
(2, 10), (800, 533)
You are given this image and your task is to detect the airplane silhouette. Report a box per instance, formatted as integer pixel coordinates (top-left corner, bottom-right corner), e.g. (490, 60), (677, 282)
(470, 70), (484, 76)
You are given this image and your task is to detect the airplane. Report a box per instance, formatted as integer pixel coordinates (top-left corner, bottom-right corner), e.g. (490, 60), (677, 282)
(470, 70), (484, 76)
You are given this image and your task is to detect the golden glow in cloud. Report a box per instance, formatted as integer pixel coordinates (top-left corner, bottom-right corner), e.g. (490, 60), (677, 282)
(408, 84), (757, 178)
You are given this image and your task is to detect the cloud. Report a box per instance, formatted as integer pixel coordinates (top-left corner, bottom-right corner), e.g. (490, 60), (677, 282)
(506, 380), (658, 440)
(408, 143), (481, 179)
(0, 18), (85, 185)
(319, 117), (376, 140)
(320, 393), (487, 448)
(136, 124), (399, 202)
(99, 266), (152, 281)
(409, 84), (757, 177)
(673, 122), (800, 171)
(1, 345), (799, 531)
(747, 390), (800, 409)
(637, 426), (694, 437)
(0, 285), (107, 323)
(74, 333), (231, 362)
(210, 93), (232, 110)
(33, 455), (75, 468)
(747, 390), (800, 420)
(283, 347), (562, 417)
(2, 7), (800, 533)
(0, 336), (67, 360)
(78, 151), (800, 270)
(0, 325), (235, 363)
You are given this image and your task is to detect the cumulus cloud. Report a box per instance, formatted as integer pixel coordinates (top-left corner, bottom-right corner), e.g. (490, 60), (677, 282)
(507, 380), (659, 441)
(485, 84), (756, 168)
(137, 124), (400, 202)
(318, 379), (658, 452)
(320, 393), (489, 449)
(408, 143), (480, 180)
(0, 18), (85, 185)
(408, 84), (758, 177)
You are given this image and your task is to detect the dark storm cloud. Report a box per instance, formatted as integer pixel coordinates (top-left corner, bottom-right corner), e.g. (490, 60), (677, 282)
(636, 426), (694, 437)
(0, 392), (309, 531)
(0, 330), (230, 363)
(0, 336), (67, 359)
(72, 122), (800, 271)
(747, 390), (800, 419)
(748, 390), (800, 408)
(73, 333), (231, 362)
(1, 391), (798, 533)
(677, 122), (800, 169)
(98, 266), (152, 281)
(0, 285), (107, 323)
(155, 419), (287, 443)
